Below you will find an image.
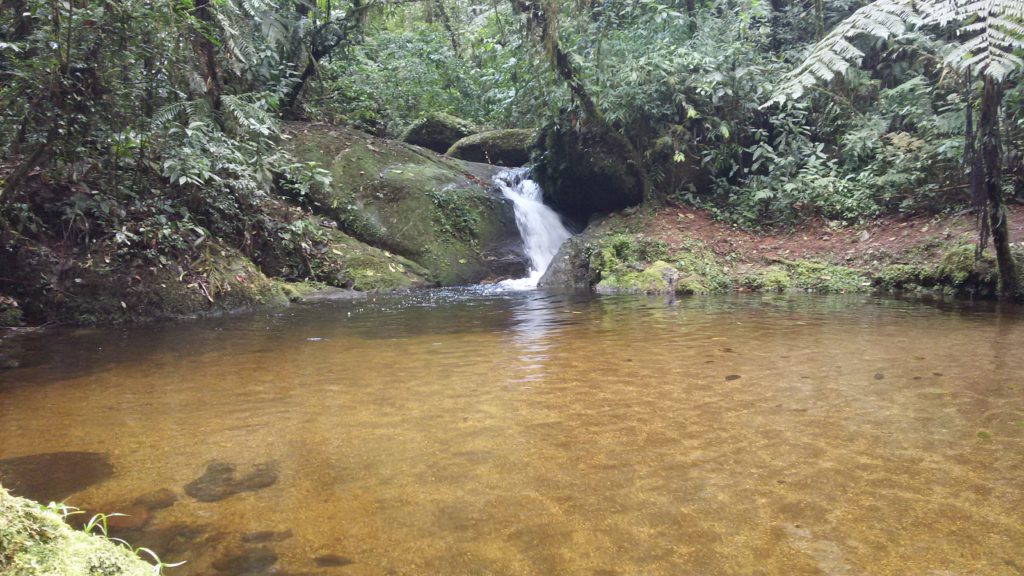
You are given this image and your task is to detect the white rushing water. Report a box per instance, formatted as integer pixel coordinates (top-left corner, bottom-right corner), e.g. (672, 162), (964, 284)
(494, 168), (572, 290)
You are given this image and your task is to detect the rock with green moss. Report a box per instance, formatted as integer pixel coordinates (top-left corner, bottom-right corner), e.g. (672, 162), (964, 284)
(399, 113), (477, 154)
(742, 267), (792, 292)
(669, 242), (732, 294)
(532, 116), (647, 223)
(597, 260), (679, 294)
(445, 129), (534, 167)
(257, 220), (431, 292)
(0, 296), (22, 327)
(875, 264), (931, 291)
(2, 237), (287, 326)
(284, 123), (528, 285)
(0, 488), (157, 576)
(774, 259), (870, 293)
(934, 244), (998, 295)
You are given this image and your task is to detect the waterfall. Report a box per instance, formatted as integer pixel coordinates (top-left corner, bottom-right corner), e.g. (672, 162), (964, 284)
(494, 168), (572, 290)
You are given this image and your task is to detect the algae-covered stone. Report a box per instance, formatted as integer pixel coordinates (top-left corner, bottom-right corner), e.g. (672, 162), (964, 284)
(445, 129), (534, 167)
(875, 264), (930, 291)
(596, 260), (678, 294)
(400, 113), (476, 154)
(0, 488), (157, 576)
(935, 244), (997, 294)
(284, 123), (527, 285)
(775, 258), (870, 293)
(257, 220), (431, 292)
(0, 296), (21, 327)
(1, 236), (287, 326)
(742, 267), (792, 292)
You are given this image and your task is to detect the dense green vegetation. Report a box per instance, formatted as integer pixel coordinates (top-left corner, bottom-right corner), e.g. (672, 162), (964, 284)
(2, 0), (1024, 325)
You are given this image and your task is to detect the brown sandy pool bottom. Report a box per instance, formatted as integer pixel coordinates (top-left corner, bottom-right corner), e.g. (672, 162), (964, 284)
(1, 291), (1022, 575)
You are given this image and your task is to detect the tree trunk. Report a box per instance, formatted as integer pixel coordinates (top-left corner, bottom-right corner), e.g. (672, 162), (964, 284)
(508, 0), (600, 121)
(193, 0), (223, 113)
(980, 76), (1018, 298)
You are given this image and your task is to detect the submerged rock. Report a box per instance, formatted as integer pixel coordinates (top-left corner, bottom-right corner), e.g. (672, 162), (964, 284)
(240, 529), (294, 544)
(132, 488), (178, 511)
(212, 546), (279, 575)
(185, 461), (279, 503)
(400, 113), (476, 154)
(0, 451), (113, 503)
(445, 129), (534, 167)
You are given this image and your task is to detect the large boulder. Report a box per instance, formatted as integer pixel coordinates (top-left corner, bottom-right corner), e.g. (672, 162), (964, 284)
(532, 116), (647, 225)
(445, 129), (534, 167)
(399, 113), (476, 154)
(284, 123), (528, 285)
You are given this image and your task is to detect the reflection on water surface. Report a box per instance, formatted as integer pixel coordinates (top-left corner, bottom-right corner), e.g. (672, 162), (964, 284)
(1, 292), (1023, 575)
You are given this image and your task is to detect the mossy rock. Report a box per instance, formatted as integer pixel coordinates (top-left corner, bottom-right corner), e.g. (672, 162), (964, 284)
(742, 267), (792, 292)
(934, 244), (998, 295)
(399, 113), (476, 154)
(0, 488), (157, 575)
(284, 123), (528, 285)
(875, 263), (932, 291)
(774, 259), (870, 293)
(445, 129), (534, 167)
(596, 260), (678, 294)
(255, 219), (431, 292)
(0, 236), (286, 326)
(0, 296), (22, 327)
(532, 114), (647, 224)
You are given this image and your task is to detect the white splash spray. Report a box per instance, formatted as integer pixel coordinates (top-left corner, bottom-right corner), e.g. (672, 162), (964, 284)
(494, 168), (572, 290)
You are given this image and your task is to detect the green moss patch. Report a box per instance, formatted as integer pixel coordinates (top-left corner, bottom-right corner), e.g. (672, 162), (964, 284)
(773, 258), (870, 293)
(0, 488), (158, 576)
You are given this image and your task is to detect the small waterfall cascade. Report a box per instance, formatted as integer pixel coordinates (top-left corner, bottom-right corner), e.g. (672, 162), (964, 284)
(494, 168), (572, 290)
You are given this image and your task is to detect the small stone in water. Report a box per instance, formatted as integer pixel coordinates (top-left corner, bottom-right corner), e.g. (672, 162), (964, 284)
(133, 488), (178, 510)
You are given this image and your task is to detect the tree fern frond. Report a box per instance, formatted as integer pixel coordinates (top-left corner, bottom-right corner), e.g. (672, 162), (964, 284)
(767, 0), (918, 106)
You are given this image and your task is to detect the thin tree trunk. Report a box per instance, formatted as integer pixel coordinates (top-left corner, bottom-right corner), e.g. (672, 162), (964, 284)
(509, 0), (600, 121)
(193, 0), (223, 113)
(980, 76), (1018, 298)
(434, 0), (460, 54)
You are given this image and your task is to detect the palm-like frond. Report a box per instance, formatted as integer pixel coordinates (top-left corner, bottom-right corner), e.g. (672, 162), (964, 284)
(767, 0), (1024, 105)
(931, 0), (1024, 79)
(768, 0), (919, 105)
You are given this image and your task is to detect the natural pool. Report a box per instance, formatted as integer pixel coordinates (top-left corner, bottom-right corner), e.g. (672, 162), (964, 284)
(1, 291), (1022, 575)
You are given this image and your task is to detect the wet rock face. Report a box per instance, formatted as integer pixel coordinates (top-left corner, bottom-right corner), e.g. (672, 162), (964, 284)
(0, 451), (113, 503)
(532, 118), (646, 225)
(185, 461), (279, 503)
(285, 123), (529, 285)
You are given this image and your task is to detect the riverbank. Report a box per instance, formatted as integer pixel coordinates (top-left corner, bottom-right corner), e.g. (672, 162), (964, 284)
(541, 203), (1024, 298)
(3, 120), (1021, 330)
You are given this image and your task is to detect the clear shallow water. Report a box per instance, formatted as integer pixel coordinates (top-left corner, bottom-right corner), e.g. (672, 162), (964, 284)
(1, 292), (1023, 575)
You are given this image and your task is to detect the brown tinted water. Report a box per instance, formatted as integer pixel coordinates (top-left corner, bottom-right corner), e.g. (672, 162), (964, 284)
(1, 292), (1023, 575)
